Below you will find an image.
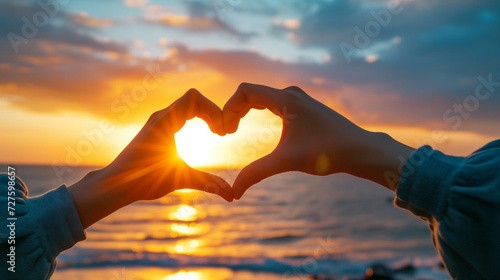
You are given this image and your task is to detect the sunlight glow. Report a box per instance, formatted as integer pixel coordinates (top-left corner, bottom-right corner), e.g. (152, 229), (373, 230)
(174, 118), (222, 167)
(170, 223), (203, 236)
(168, 205), (199, 222)
(175, 189), (195, 193)
(173, 239), (202, 254)
(174, 111), (282, 168)
(163, 271), (202, 280)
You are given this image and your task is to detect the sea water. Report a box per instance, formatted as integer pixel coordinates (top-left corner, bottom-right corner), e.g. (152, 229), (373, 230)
(4, 165), (450, 279)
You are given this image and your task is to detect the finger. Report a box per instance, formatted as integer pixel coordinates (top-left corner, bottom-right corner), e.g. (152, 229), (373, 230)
(233, 149), (290, 200)
(223, 83), (286, 134)
(186, 169), (234, 202)
(167, 88), (225, 136)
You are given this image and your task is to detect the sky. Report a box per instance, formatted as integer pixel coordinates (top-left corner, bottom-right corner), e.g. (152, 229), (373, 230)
(1, 0), (499, 168)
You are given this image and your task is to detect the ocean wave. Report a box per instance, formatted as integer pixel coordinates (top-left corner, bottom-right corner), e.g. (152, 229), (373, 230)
(57, 251), (448, 279)
(256, 233), (306, 244)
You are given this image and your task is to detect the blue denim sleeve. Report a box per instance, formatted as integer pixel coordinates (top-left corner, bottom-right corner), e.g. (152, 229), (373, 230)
(0, 175), (86, 280)
(395, 140), (500, 280)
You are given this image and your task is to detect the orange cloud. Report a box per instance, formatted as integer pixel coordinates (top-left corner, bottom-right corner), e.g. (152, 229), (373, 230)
(155, 14), (190, 26)
(71, 13), (113, 27)
(19, 55), (70, 65)
(146, 13), (226, 31)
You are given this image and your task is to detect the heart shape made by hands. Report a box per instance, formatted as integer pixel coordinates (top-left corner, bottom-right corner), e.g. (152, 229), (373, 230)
(174, 110), (282, 177)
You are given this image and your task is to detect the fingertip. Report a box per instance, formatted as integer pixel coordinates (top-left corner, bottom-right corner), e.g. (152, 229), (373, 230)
(226, 126), (237, 135)
(193, 171), (234, 202)
(235, 189), (246, 200)
(221, 186), (234, 202)
(214, 126), (227, 136)
(215, 177), (234, 203)
(233, 169), (258, 200)
(208, 125), (225, 137)
(209, 126), (227, 137)
(232, 181), (248, 200)
(226, 121), (240, 134)
(222, 108), (240, 134)
(210, 110), (226, 136)
(234, 192), (243, 200)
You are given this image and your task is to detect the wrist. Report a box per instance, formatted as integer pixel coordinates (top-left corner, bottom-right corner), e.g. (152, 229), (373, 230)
(68, 167), (140, 228)
(346, 131), (415, 191)
(91, 166), (144, 204)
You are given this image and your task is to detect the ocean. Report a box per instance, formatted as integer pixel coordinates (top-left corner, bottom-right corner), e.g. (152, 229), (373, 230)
(5, 165), (450, 280)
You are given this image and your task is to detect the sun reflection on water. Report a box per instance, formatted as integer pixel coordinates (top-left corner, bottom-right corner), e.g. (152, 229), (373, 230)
(173, 239), (202, 254)
(163, 271), (202, 280)
(170, 223), (203, 236)
(168, 205), (199, 222)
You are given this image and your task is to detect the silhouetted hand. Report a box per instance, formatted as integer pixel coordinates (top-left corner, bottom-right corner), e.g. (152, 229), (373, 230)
(104, 88), (232, 201)
(70, 89), (233, 228)
(223, 83), (415, 199)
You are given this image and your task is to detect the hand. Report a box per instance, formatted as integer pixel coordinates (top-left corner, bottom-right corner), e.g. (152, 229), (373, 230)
(69, 89), (233, 228)
(103, 88), (233, 201)
(223, 83), (415, 199)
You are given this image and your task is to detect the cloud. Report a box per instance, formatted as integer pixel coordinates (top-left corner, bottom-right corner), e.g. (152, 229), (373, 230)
(0, 0), (498, 140)
(0, 1), (125, 54)
(173, 44), (500, 137)
(124, 0), (148, 8)
(141, 2), (256, 41)
(68, 12), (113, 27)
(143, 13), (231, 32)
(293, 0), (500, 89)
(0, 1), (137, 117)
(279, 0), (500, 134)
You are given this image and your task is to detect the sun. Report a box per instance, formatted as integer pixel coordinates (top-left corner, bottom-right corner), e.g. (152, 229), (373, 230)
(174, 111), (282, 168)
(174, 118), (222, 167)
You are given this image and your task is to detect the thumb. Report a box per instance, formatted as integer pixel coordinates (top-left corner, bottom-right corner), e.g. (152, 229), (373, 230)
(187, 169), (234, 202)
(233, 150), (290, 200)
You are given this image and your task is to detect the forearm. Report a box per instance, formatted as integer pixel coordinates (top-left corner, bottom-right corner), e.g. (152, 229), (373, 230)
(346, 131), (416, 191)
(68, 167), (140, 229)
